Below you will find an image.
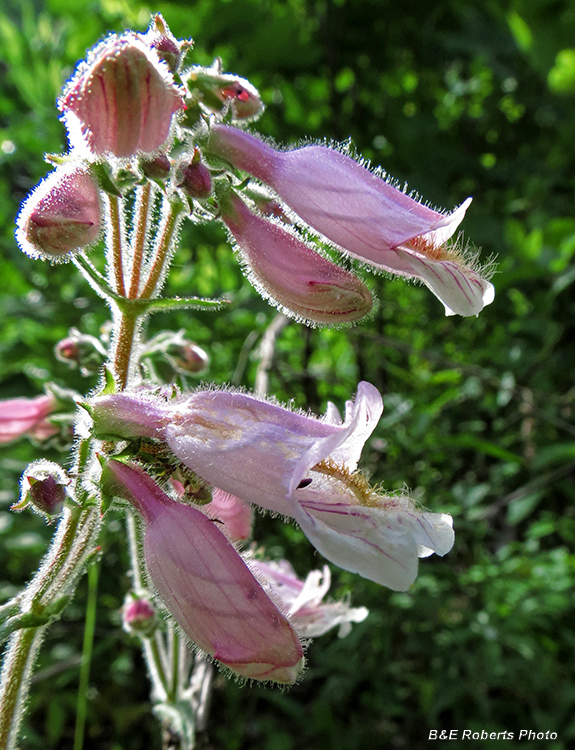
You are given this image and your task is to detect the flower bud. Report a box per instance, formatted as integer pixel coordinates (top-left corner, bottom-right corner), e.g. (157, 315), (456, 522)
(186, 62), (263, 121)
(122, 594), (158, 637)
(142, 13), (188, 74)
(167, 341), (210, 375)
(59, 34), (185, 157)
(16, 166), (101, 261)
(0, 394), (58, 444)
(208, 125), (495, 317)
(141, 154), (171, 182)
(55, 329), (107, 374)
(103, 460), (304, 683)
(177, 153), (212, 199)
(18, 460), (69, 518)
(219, 190), (373, 325)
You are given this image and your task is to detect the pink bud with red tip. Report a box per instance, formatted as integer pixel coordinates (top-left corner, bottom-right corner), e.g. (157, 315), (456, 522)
(103, 460), (304, 683)
(59, 34), (185, 157)
(186, 63), (263, 121)
(177, 153), (212, 199)
(16, 166), (101, 261)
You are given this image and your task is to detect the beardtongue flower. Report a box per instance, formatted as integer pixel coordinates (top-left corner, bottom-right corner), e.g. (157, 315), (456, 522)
(90, 382), (454, 591)
(0, 394), (58, 444)
(219, 190), (373, 325)
(207, 124), (494, 316)
(102, 459), (304, 683)
(15, 166), (101, 261)
(59, 33), (185, 157)
(250, 559), (368, 638)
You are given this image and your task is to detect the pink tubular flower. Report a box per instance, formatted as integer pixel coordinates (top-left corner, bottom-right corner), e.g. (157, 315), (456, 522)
(219, 190), (373, 325)
(0, 395), (58, 444)
(250, 559), (368, 638)
(103, 459), (304, 683)
(59, 34), (185, 157)
(207, 124), (494, 317)
(91, 383), (454, 591)
(15, 166), (101, 261)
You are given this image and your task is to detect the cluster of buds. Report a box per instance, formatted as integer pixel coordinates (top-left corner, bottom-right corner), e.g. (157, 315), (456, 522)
(15, 13), (493, 321)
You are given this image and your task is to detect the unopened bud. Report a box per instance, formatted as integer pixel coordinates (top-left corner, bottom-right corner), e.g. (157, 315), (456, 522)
(167, 341), (210, 374)
(16, 166), (101, 262)
(55, 329), (107, 374)
(186, 62), (263, 121)
(219, 191), (373, 325)
(59, 34), (185, 157)
(18, 461), (70, 519)
(141, 154), (171, 182)
(122, 594), (158, 637)
(143, 13), (189, 73)
(177, 153), (212, 199)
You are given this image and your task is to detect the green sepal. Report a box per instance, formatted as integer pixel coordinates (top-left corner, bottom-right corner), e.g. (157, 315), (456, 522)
(101, 367), (118, 396)
(91, 162), (123, 197)
(98, 454), (132, 515)
(115, 167), (141, 191)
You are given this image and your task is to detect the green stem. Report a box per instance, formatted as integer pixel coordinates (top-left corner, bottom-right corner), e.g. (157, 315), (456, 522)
(168, 626), (180, 703)
(73, 559), (99, 750)
(139, 199), (184, 300)
(0, 627), (43, 750)
(144, 636), (170, 698)
(73, 254), (119, 302)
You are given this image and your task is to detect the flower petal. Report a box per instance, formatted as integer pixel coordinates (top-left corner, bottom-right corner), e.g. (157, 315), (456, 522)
(291, 494), (455, 591)
(394, 248), (495, 317)
(162, 382), (382, 516)
(104, 460), (304, 683)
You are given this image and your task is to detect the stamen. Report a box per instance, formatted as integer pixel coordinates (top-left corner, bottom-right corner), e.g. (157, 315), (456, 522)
(403, 234), (448, 261)
(310, 457), (378, 506)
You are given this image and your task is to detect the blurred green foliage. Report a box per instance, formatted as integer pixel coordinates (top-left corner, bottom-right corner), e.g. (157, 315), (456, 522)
(1, 0), (575, 748)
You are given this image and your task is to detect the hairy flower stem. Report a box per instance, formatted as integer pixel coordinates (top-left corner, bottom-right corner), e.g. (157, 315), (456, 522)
(129, 182), (152, 299)
(0, 627), (43, 750)
(0, 504), (101, 750)
(73, 560), (100, 750)
(113, 311), (139, 390)
(139, 198), (184, 300)
(106, 194), (126, 296)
